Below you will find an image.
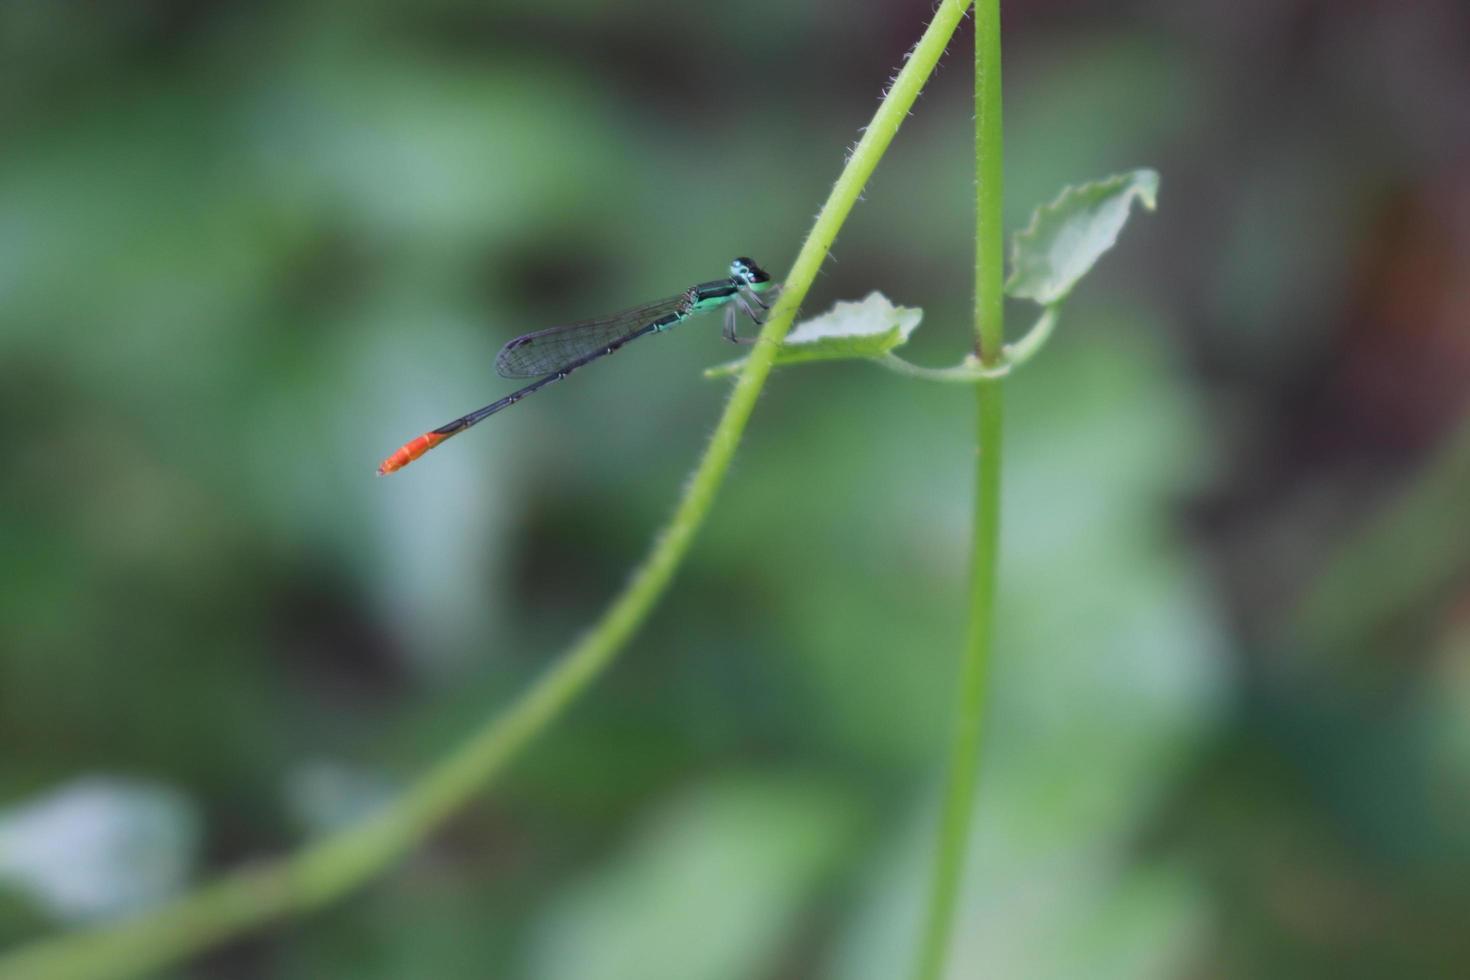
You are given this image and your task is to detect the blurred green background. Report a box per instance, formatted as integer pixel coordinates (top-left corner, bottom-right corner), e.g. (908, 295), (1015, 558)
(2, 0), (1469, 977)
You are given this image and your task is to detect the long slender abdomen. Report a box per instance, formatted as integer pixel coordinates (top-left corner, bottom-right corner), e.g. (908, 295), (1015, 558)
(376, 319), (666, 475)
(377, 430), (450, 476)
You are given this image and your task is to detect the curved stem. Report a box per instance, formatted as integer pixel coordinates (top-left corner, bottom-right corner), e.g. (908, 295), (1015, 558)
(1002, 304), (1057, 368)
(0, 5), (976, 980)
(876, 352), (1008, 383)
(877, 306), (1053, 384)
(876, 305), (1054, 385)
(914, 1), (1004, 978)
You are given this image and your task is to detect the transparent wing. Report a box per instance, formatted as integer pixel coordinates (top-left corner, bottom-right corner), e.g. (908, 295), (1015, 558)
(494, 293), (690, 379)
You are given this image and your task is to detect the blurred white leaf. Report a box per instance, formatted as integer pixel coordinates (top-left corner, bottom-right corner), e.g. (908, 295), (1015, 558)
(0, 777), (198, 922)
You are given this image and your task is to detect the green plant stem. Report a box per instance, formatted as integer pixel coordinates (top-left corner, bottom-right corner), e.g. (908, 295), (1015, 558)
(876, 305), (1057, 383)
(914, 1), (1004, 978)
(0, 5), (975, 980)
(876, 352), (1009, 383)
(1002, 305), (1057, 367)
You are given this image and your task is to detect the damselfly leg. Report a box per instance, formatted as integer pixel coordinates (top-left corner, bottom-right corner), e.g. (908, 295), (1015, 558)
(722, 283), (779, 344)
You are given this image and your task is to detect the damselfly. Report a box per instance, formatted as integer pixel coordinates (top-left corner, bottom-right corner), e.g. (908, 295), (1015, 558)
(377, 257), (775, 475)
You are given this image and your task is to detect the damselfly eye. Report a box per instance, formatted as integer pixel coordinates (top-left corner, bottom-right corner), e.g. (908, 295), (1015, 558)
(731, 256), (770, 284)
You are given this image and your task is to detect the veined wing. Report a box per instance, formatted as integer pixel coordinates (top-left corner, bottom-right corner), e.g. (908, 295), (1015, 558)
(494, 292), (691, 379)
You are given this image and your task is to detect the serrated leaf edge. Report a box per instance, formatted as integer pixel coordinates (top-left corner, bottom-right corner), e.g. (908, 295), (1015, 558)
(1004, 168), (1159, 304)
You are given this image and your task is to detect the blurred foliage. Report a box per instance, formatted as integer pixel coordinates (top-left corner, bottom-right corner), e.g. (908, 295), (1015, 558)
(2, 0), (1469, 978)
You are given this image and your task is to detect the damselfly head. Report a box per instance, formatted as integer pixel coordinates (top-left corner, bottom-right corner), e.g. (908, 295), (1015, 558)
(730, 256), (772, 289)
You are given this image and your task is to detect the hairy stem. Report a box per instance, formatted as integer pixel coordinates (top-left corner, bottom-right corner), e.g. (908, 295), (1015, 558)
(915, 1), (1004, 977)
(0, 4), (976, 979)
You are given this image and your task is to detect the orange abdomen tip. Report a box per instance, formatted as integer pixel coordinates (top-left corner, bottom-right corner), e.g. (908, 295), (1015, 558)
(377, 431), (448, 476)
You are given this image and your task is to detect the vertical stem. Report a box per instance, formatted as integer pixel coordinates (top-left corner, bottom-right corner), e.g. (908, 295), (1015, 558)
(973, 1), (1006, 364)
(914, 2), (1003, 978)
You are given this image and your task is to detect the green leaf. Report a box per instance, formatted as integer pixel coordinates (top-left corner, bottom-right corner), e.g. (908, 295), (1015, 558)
(705, 292), (922, 380)
(1005, 169), (1159, 305)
